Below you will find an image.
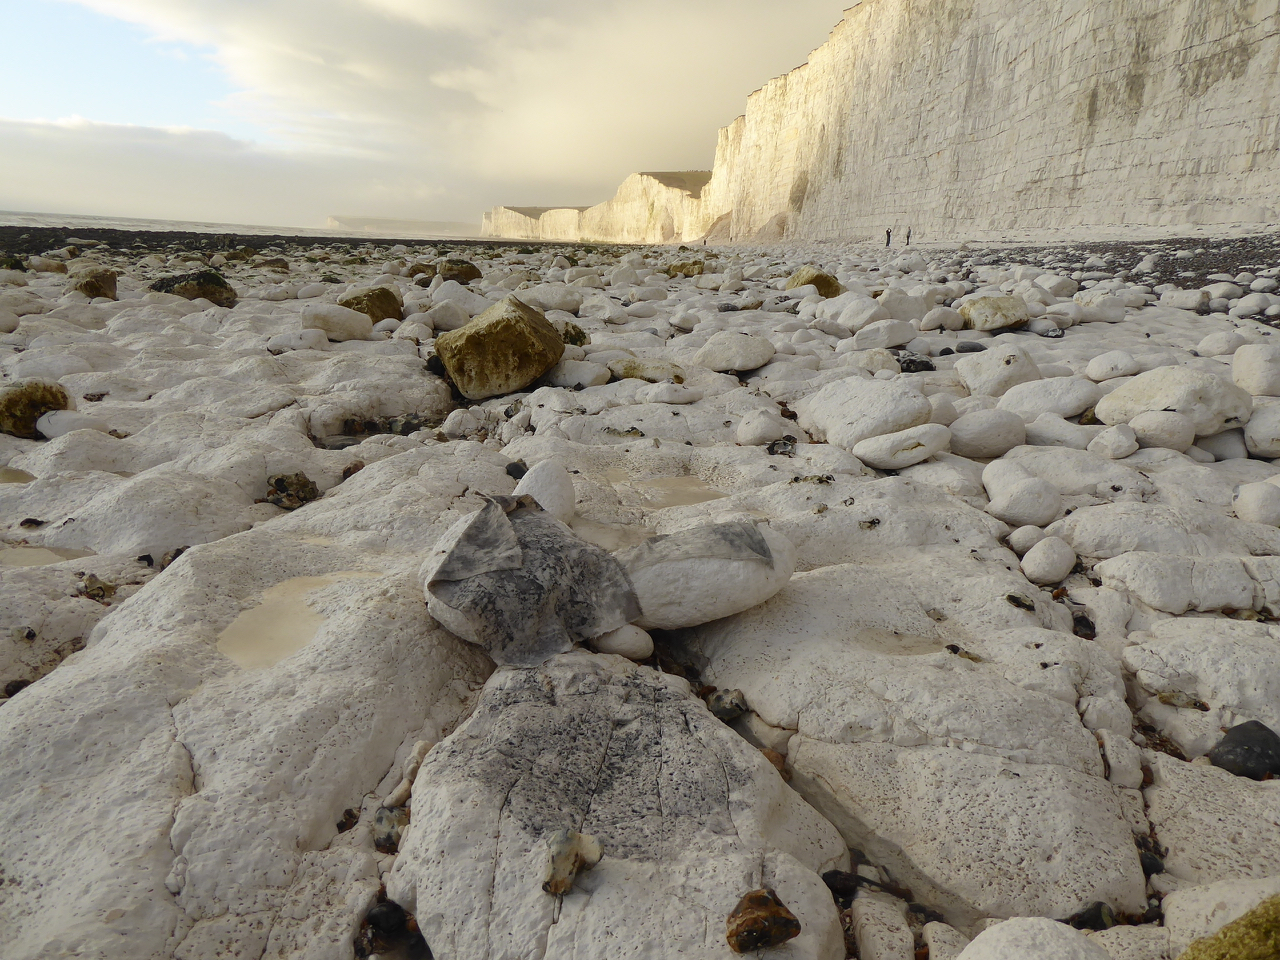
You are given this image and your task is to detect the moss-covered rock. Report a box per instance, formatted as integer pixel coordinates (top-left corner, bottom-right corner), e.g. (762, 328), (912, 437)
(438, 259), (483, 284)
(557, 320), (590, 347)
(150, 270), (237, 307)
(668, 260), (705, 278)
(338, 286), (403, 323)
(407, 262), (436, 279)
(435, 296), (564, 400)
(68, 266), (118, 301)
(785, 266), (843, 299)
(1177, 894), (1280, 960)
(0, 380), (72, 439)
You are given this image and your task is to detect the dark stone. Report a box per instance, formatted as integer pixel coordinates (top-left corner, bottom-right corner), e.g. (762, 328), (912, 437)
(726, 888), (802, 953)
(1140, 851), (1166, 876)
(314, 435), (362, 450)
(939, 347), (955, 356)
(1069, 901), (1117, 931)
(264, 472), (321, 510)
(955, 341), (987, 353)
(705, 688), (748, 722)
(897, 353), (936, 373)
(505, 460), (528, 480)
(1206, 720), (1280, 780)
(19, 518), (45, 528)
(336, 808), (359, 833)
(0, 256), (25, 271)
(361, 901), (432, 960)
(1037, 326), (1065, 339)
(149, 270), (237, 307)
(160, 546), (188, 570)
(766, 437), (797, 457)
(4, 679), (32, 698)
(374, 805), (411, 854)
(821, 869), (861, 907)
(341, 461), (365, 482)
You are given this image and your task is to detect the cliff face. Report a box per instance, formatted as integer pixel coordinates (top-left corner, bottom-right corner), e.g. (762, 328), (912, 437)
(483, 0), (1280, 242)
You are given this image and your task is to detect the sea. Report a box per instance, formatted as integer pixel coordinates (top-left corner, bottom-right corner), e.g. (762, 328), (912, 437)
(0, 210), (480, 241)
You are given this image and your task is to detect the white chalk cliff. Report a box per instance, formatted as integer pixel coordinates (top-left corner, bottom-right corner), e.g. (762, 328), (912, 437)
(484, 0), (1280, 242)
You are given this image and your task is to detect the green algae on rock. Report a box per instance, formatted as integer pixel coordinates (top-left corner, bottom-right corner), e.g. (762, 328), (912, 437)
(1177, 894), (1280, 960)
(338, 285), (402, 323)
(149, 269), (237, 307)
(434, 295), (563, 400)
(0, 380), (72, 439)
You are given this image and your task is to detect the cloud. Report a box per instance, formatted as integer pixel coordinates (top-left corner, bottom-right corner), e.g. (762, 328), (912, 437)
(12, 1), (852, 227)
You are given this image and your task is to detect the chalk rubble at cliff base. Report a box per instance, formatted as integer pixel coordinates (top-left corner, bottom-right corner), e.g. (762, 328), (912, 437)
(3, 236), (1280, 960)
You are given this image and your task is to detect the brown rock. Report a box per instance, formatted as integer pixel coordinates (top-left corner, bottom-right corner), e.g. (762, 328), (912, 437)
(726, 888), (802, 952)
(338, 285), (403, 323)
(434, 296), (563, 400)
(786, 266), (844, 299)
(438, 259), (482, 284)
(68, 266), (118, 300)
(668, 260), (705, 278)
(0, 380), (73, 439)
(150, 270), (237, 307)
(407, 262), (436, 279)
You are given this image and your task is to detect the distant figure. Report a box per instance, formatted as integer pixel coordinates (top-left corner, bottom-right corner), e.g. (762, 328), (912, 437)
(885, 228), (892, 248)
(906, 227), (912, 246)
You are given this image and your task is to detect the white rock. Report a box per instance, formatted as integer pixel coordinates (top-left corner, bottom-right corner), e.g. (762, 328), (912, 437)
(1095, 367), (1252, 437)
(837, 296), (891, 332)
(692, 331), (775, 371)
(1129, 410), (1195, 452)
(958, 296), (1030, 332)
(948, 410), (1026, 459)
(300, 303), (376, 342)
(1198, 330), (1247, 357)
(1245, 399), (1280, 456)
(1233, 481), (1280, 525)
(921, 306), (964, 332)
(618, 522), (796, 630)
(0, 308), (19, 333)
(796, 378), (932, 450)
(878, 289), (931, 322)
(1087, 424), (1139, 459)
(1233, 343), (1280, 396)
(1007, 525), (1045, 556)
(929, 394), (960, 426)
(956, 918), (1110, 960)
(1160, 288), (1210, 311)
(852, 894), (914, 960)
(997, 377), (1102, 422)
(424, 298), (473, 331)
(852, 423), (951, 469)
(519, 283), (583, 314)
(1198, 427), (1249, 461)
(586, 624), (653, 660)
(440, 408), (479, 438)
(1085, 350), (1141, 382)
(984, 462), (1062, 527)
(955, 345), (1041, 397)
(736, 409), (790, 445)
(431, 280), (495, 316)
(1020, 536), (1076, 585)
(544, 359), (611, 389)
(513, 460), (577, 523)
(852, 319), (917, 350)
(1026, 414), (1103, 450)
(34, 411), (111, 439)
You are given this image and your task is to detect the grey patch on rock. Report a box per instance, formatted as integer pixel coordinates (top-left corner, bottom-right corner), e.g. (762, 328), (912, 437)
(617, 521), (774, 571)
(422, 498), (641, 666)
(374, 805), (412, 854)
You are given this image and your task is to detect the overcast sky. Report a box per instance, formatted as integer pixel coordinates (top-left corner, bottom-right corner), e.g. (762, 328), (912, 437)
(0, 0), (850, 231)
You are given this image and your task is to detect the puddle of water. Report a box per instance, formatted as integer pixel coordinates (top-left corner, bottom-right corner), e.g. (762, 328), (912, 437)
(568, 517), (654, 553)
(604, 470), (727, 509)
(0, 546), (96, 568)
(217, 571), (382, 669)
(0, 468), (34, 484)
(851, 628), (946, 657)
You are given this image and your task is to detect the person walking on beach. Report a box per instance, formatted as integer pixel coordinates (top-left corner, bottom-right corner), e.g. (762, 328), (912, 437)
(885, 228), (892, 248)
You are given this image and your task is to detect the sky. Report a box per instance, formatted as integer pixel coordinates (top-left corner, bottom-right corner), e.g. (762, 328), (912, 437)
(0, 0), (851, 231)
